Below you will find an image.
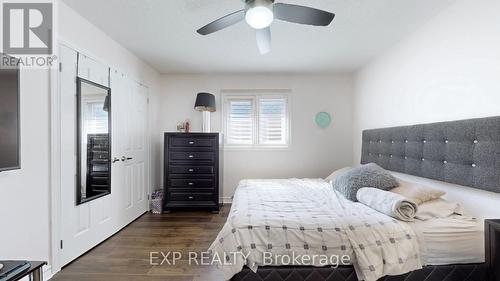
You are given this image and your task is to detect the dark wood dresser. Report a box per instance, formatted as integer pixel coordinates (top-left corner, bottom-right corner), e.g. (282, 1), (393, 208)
(163, 133), (220, 212)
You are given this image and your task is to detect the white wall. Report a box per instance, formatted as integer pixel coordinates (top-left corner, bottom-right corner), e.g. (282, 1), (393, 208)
(0, 1), (161, 275)
(158, 74), (354, 199)
(352, 0), (500, 218)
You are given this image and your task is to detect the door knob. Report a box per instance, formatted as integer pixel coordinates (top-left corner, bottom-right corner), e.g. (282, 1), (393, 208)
(121, 156), (133, 161)
(112, 157), (120, 163)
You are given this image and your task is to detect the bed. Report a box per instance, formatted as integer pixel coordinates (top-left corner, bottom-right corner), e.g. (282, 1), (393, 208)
(210, 116), (500, 281)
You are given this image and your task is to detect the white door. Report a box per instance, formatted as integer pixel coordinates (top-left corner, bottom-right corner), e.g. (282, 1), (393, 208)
(59, 46), (150, 266)
(111, 70), (149, 228)
(59, 45), (115, 266)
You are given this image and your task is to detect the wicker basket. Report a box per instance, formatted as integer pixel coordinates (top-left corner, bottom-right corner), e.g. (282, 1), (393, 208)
(150, 190), (163, 214)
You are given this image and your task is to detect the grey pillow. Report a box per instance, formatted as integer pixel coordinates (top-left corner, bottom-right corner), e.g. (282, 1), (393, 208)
(332, 163), (399, 201)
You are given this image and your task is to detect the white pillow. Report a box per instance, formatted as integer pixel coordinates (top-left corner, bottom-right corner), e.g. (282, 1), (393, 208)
(325, 167), (351, 183)
(390, 179), (445, 205)
(415, 199), (463, 220)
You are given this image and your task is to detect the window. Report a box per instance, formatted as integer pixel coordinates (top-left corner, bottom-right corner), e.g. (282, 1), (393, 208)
(84, 102), (109, 134)
(223, 93), (289, 148)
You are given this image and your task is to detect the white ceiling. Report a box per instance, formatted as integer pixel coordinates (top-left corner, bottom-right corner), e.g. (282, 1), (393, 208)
(62, 0), (455, 74)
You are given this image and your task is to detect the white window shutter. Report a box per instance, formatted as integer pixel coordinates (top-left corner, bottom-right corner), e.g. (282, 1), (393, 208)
(258, 97), (287, 145)
(223, 93), (289, 148)
(226, 98), (254, 145)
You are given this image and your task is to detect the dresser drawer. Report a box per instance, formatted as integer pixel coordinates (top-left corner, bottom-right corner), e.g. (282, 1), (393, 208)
(170, 178), (214, 188)
(170, 137), (215, 148)
(169, 166), (214, 174)
(169, 192), (214, 202)
(170, 151), (215, 161)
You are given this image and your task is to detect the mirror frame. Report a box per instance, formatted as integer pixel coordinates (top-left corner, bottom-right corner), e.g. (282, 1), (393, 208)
(0, 54), (21, 172)
(76, 77), (112, 205)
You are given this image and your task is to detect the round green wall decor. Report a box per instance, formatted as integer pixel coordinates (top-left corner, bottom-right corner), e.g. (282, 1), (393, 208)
(315, 112), (332, 128)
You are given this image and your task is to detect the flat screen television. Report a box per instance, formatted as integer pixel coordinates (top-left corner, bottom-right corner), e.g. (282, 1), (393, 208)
(0, 56), (20, 172)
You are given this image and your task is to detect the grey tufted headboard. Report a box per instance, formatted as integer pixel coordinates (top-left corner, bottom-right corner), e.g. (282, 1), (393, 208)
(361, 116), (500, 193)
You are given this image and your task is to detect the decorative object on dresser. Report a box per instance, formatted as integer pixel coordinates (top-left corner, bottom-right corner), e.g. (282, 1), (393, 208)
(176, 119), (191, 133)
(486, 219), (500, 281)
(194, 93), (216, 132)
(163, 133), (220, 213)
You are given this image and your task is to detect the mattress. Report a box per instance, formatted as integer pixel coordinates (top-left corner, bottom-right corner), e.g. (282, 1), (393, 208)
(409, 216), (485, 265)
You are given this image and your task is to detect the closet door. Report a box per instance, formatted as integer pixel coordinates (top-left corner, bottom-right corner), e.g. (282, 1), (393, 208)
(111, 70), (149, 229)
(59, 46), (115, 266)
(125, 81), (150, 220)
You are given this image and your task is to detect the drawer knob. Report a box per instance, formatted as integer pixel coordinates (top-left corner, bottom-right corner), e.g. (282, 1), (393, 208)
(188, 196), (194, 199)
(188, 169), (194, 172)
(188, 182), (194, 186)
(188, 155), (194, 158)
(189, 141), (195, 145)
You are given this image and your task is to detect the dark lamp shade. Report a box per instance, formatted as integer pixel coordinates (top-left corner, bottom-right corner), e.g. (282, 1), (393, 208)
(194, 92), (216, 112)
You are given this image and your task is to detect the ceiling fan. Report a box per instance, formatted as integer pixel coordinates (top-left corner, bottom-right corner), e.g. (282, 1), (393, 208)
(196, 0), (335, 54)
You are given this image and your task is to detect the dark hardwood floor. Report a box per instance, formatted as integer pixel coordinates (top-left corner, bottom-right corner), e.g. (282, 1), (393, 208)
(51, 206), (230, 281)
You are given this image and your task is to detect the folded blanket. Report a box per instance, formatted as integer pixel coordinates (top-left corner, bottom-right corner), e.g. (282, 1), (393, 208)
(357, 187), (418, 222)
(415, 199), (463, 220)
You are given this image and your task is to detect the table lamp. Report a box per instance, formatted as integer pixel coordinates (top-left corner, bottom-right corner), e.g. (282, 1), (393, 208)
(194, 92), (216, 132)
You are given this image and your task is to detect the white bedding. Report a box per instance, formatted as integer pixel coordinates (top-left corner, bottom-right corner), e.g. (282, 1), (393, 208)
(209, 179), (422, 281)
(409, 216), (484, 265)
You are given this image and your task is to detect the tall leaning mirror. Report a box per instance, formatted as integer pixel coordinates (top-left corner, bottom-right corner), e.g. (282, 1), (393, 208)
(76, 77), (112, 205)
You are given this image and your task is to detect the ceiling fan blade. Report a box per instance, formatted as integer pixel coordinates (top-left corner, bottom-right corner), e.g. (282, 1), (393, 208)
(274, 3), (335, 26)
(197, 10), (246, 35)
(256, 27), (271, 55)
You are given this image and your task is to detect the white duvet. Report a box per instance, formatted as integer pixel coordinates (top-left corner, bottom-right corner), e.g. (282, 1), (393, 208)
(209, 179), (423, 281)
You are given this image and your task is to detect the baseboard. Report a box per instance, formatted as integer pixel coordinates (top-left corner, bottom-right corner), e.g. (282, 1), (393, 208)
(221, 196), (233, 204)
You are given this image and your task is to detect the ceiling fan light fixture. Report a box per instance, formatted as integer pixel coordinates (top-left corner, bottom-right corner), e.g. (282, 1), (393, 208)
(197, 0), (335, 55)
(245, 6), (274, 29)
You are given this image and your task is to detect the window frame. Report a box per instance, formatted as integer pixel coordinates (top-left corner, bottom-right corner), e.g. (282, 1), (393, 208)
(222, 90), (291, 150)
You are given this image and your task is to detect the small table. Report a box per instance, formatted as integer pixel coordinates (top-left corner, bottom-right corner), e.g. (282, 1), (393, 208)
(5, 261), (46, 281)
